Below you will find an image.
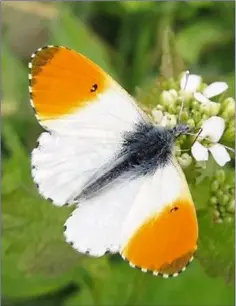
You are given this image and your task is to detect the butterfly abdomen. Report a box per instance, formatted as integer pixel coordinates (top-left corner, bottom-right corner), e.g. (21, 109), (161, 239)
(76, 122), (174, 201)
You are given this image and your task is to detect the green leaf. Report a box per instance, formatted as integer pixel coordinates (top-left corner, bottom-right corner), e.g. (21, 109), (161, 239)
(64, 256), (234, 306)
(196, 211), (235, 285)
(2, 123), (84, 298)
(120, 2), (155, 13)
(187, 157), (217, 211)
(49, 4), (118, 79)
(176, 21), (231, 64)
(2, 42), (28, 117)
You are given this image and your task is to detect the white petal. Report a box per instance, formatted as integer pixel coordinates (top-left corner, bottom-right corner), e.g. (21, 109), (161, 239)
(191, 141), (209, 161)
(203, 82), (228, 98)
(180, 73), (201, 93)
(209, 143), (231, 167)
(160, 115), (168, 127)
(200, 116), (225, 142)
(152, 109), (163, 123)
(194, 92), (212, 104)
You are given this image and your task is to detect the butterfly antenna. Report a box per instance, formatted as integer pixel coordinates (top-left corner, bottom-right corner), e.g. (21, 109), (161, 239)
(191, 130), (235, 153)
(177, 70), (190, 124)
(222, 144), (235, 153)
(192, 128), (203, 146)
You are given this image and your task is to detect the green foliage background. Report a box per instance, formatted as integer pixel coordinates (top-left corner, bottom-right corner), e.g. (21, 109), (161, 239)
(2, 2), (235, 306)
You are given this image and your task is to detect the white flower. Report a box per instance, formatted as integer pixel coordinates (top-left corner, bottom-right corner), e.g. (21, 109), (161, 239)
(152, 109), (163, 123)
(152, 109), (177, 128)
(180, 72), (228, 103)
(194, 82), (228, 104)
(180, 72), (201, 93)
(191, 116), (231, 167)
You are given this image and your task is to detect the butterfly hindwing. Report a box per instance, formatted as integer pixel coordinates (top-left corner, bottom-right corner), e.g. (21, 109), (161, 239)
(120, 159), (198, 277)
(64, 175), (147, 256)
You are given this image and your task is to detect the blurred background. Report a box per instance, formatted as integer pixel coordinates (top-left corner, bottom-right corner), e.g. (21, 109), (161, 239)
(2, 1), (235, 306)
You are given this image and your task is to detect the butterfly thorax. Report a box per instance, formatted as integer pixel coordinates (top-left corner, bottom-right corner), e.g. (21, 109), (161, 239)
(122, 122), (174, 173)
(76, 121), (188, 202)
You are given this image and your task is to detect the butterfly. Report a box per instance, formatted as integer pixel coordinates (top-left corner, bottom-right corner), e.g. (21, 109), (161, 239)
(29, 46), (198, 278)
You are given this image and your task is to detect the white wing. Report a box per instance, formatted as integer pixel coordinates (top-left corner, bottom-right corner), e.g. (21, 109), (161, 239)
(64, 175), (146, 256)
(31, 132), (120, 206)
(29, 46), (147, 206)
(120, 159), (198, 277)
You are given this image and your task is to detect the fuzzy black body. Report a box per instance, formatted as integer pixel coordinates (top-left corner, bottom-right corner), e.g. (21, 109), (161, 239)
(75, 121), (189, 201)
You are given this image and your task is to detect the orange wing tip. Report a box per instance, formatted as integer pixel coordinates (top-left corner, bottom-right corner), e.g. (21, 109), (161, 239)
(28, 46), (59, 114)
(121, 253), (195, 278)
(28, 45), (110, 121)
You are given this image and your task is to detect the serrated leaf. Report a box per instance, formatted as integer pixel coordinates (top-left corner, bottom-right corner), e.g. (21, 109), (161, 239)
(2, 123), (84, 298)
(50, 3), (118, 79)
(186, 157), (216, 211)
(64, 256), (234, 306)
(196, 211), (235, 285)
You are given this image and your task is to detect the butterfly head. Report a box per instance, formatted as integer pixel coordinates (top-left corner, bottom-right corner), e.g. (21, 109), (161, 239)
(172, 124), (192, 138)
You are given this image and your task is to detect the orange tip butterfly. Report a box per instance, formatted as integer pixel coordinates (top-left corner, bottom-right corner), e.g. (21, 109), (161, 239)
(29, 46), (198, 278)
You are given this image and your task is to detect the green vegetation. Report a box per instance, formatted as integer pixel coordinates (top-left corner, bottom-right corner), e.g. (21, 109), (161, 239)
(2, 2), (235, 305)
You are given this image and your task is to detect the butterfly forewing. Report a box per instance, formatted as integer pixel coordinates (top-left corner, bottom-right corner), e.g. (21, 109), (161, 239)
(29, 46), (145, 205)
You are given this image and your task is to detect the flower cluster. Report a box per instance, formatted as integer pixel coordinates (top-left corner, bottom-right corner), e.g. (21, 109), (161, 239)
(136, 71), (235, 224)
(149, 72), (234, 168)
(210, 169), (234, 224)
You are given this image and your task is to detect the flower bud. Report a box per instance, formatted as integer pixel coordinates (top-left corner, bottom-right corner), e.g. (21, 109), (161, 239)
(180, 91), (192, 104)
(212, 209), (220, 219)
(200, 103), (211, 116)
(220, 211), (225, 218)
(174, 144), (182, 157)
(221, 194), (230, 206)
(224, 215), (233, 223)
(168, 104), (177, 114)
(193, 111), (201, 123)
(225, 100), (235, 117)
(216, 190), (225, 205)
(176, 105), (181, 113)
(218, 205), (225, 213)
(210, 196), (218, 206)
(169, 89), (178, 100)
(215, 170), (225, 183)
(220, 97), (235, 117)
(191, 100), (200, 111)
(167, 114), (177, 128)
(161, 90), (175, 106)
(156, 104), (164, 111)
(179, 111), (189, 122)
(211, 180), (220, 192)
(215, 218), (223, 224)
(180, 135), (187, 143)
(209, 102), (220, 116)
(222, 125), (234, 143)
(198, 115), (210, 128)
(187, 119), (195, 128)
(177, 153), (192, 168)
(160, 115), (168, 127)
(226, 200), (235, 213)
(152, 109), (163, 123)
